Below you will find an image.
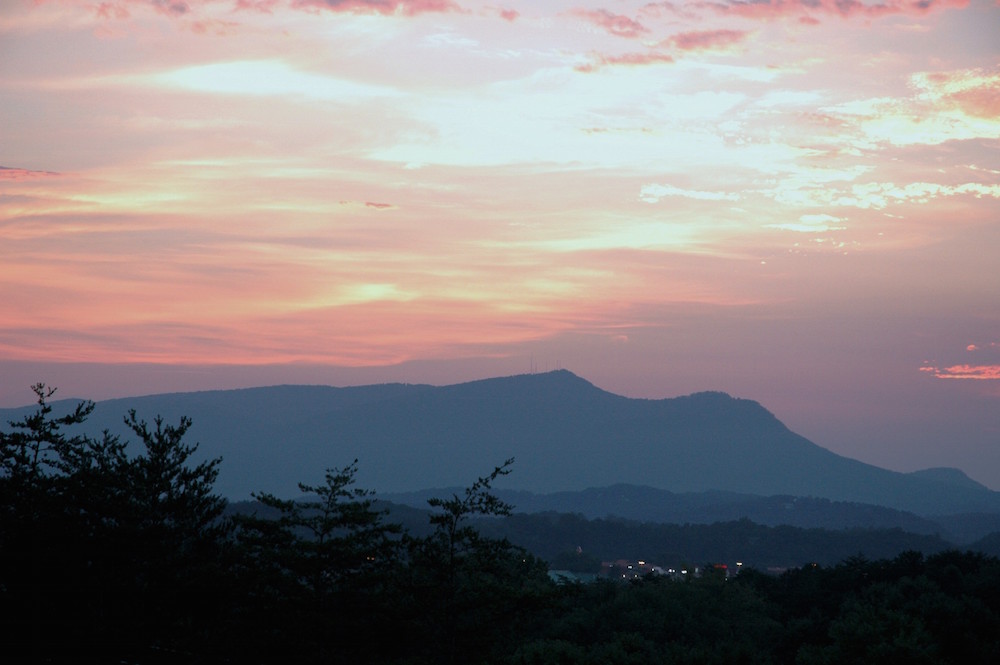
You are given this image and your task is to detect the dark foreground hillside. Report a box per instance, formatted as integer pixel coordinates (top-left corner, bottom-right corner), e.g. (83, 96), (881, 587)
(4, 385), (1000, 664)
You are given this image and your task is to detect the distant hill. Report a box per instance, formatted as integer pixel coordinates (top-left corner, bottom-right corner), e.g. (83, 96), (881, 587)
(385, 484), (1000, 544)
(383, 484), (945, 535)
(225, 498), (958, 571)
(3, 370), (999, 517)
(907, 467), (991, 492)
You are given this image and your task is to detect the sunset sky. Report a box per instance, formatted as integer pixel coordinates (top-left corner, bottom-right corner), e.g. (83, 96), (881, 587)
(2, 0), (999, 486)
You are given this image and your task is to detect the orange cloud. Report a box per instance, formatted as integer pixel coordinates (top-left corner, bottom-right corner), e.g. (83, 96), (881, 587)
(571, 8), (649, 38)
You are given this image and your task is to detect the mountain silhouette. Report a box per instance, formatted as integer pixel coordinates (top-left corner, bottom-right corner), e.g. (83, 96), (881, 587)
(3, 370), (997, 516)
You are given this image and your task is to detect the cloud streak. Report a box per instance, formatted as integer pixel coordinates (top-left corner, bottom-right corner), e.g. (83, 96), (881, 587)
(921, 365), (1000, 380)
(663, 28), (748, 51)
(289, 0), (460, 15)
(570, 8), (649, 38)
(0, 166), (61, 180)
(574, 50), (674, 72)
(639, 184), (740, 203)
(702, 0), (969, 21)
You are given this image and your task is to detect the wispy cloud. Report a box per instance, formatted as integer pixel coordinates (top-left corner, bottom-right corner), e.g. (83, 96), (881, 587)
(921, 340), (1000, 382)
(290, 0), (460, 16)
(154, 60), (404, 99)
(921, 365), (1000, 380)
(702, 0), (969, 22)
(766, 214), (846, 233)
(570, 8), (649, 38)
(663, 29), (748, 52)
(75, 0), (459, 31)
(0, 167), (61, 181)
(913, 68), (1000, 120)
(497, 7), (519, 21)
(766, 176), (1000, 210)
(574, 50), (674, 72)
(639, 184), (740, 203)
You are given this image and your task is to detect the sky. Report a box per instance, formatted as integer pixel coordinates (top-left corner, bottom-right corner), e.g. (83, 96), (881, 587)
(1, 0), (999, 486)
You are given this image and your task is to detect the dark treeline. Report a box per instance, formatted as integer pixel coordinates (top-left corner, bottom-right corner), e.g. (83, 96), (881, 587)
(469, 512), (953, 571)
(3, 385), (1000, 664)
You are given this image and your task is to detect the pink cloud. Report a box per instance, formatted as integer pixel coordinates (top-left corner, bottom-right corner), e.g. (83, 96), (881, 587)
(95, 2), (132, 19)
(149, 0), (190, 16)
(575, 51), (674, 72)
(924, 70), (1000, 119)
(638, 2), (679, 18)
(234, 0), (282, 12)
(190, 18), (242, 34)
(701, 0), (968, 21)
(921, 364), (1000, 380)
(337, 200), (395, 209)
(498, 7), (519, 21)
(0, 167), (60, 181)
(664, 28), (748, 51)
(93, 0), (460, 18)
(571, 8), (649, 38)
(950, 86), (1000, 119)
(289, 0), (460, 15)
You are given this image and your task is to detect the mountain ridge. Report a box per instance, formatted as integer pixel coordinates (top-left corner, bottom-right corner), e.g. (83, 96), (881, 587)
(2, 370), (997, 517)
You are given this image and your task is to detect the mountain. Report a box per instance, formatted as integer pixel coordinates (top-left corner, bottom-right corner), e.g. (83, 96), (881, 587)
(3, 370), (999, 516)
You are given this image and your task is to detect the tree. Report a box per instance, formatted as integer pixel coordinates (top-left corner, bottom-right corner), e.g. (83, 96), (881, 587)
(235, 460), (403, 662)
(0, 383), (95, 510)
(1, 385), (231, 662)
(121, 409), (227, 545)
(109, 410), (230, 657)
(0, 384), (107, 663)
(240, 459), (401, 598)
(425, 456), (517, 587)
(404, 458), (554, 665)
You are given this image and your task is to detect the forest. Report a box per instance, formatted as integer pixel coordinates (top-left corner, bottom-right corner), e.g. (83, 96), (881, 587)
(3, 385), (999, 664)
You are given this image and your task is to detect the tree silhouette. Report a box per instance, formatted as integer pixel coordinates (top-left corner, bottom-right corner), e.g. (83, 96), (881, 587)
(0, 385), (230, 662)
(235, 460), (402, 662)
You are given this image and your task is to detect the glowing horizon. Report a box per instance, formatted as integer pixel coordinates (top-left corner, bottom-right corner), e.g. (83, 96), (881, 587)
(2, 0), (999, 485)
